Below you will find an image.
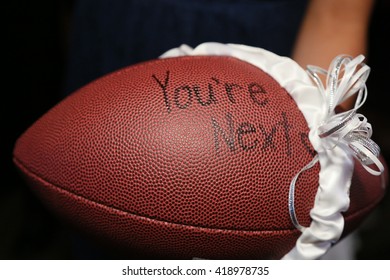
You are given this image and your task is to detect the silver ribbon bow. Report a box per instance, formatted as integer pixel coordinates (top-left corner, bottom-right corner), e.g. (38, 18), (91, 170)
(289, 55), (384, 231)
(309, 54), (384, 175)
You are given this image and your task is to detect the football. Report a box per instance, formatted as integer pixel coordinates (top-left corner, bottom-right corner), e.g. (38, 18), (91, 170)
(13, 46), (387, 259)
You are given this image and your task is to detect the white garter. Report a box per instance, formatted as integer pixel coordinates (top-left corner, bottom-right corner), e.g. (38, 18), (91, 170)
(160, 42), (384, 259)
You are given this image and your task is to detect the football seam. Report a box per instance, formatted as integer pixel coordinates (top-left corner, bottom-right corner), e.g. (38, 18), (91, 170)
(13, 156), (302, 235)
(343, 193), (384, 224)
(13, 156), (385, 237)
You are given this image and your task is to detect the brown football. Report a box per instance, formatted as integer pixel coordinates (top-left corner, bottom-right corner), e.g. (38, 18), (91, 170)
(13, 56), (387, 259)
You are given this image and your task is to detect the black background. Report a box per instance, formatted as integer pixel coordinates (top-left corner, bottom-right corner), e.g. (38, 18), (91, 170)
(2, 0), (390, 259)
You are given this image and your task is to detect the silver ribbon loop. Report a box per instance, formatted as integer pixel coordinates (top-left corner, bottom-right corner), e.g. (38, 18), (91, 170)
(289, 55), (384, 231)
(309, 54), (384, 175)
(318, 111), (383, 175)
(307, 55), (370, 114)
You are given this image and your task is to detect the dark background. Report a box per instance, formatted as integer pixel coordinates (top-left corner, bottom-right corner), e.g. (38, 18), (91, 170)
(2, 0), (390, 259)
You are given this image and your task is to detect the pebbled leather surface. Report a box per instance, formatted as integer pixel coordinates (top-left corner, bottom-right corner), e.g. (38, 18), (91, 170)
(13, 56), (387, 259)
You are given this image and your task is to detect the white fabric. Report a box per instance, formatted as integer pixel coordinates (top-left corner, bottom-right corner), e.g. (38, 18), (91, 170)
(159, 42), (378, 259)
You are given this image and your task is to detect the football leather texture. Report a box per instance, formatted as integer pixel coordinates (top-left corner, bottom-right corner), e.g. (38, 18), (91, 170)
(13, 56), (387, 259)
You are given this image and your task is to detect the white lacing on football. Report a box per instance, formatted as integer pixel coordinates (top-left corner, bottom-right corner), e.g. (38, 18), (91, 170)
(160, 42), (384, 260)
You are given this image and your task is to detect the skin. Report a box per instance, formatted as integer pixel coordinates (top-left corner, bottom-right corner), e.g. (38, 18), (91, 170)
(292, 0), (375, 109)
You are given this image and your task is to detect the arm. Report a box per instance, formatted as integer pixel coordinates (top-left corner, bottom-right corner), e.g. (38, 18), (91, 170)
(292, 0), (375, 109)
(292, 0), (375, 69)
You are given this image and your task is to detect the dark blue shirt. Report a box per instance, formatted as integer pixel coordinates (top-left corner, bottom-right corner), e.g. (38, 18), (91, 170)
(64, 0), (308, 96)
